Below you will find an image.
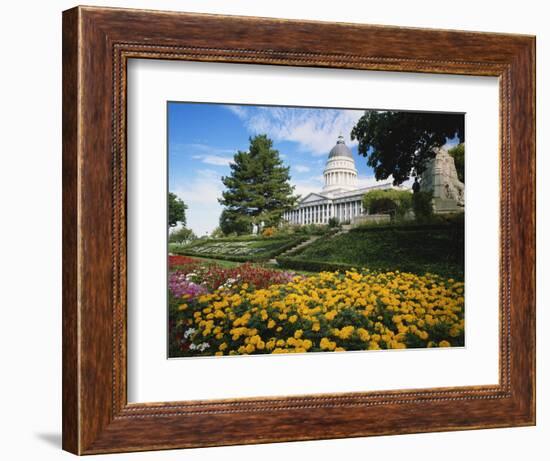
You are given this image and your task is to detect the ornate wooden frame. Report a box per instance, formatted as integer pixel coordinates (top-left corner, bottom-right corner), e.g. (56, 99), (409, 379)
(62, 5), (536, 455)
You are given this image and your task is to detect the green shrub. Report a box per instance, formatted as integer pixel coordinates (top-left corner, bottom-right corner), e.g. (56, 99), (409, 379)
(362, 189), (413, 219)
(328, 217), (340, 228)
(413, 190), (434, 221)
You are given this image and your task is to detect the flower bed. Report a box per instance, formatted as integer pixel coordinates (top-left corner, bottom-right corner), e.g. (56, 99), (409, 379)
(169, 263), (295, 296)
(174, 236), (308, 262)
(169, 269), (465, 357)
(168, 255), (201, 269)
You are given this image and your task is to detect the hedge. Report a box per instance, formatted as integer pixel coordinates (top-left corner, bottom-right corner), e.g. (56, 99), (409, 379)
(276, 255), (463, 278)
(275, 256), (360, 273)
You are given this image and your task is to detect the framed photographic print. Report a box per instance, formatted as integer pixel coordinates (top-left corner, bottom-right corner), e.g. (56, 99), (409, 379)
(62, 6), (535, 455)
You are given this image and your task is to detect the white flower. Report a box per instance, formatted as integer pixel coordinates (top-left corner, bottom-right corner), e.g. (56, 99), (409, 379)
(183, 328), (196, 339)
(198, 342), (210, 351)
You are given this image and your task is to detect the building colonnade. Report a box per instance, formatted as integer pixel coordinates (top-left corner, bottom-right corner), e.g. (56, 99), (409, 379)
(324, 170), (357, 186)
(283, 199), (365, 225)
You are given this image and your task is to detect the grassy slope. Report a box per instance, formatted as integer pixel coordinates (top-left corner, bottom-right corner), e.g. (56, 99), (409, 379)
(290, 220), (464, 279)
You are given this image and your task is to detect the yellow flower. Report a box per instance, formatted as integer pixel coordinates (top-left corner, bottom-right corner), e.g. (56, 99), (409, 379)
(357, 328), (370, 342)
(439, 340), (451, 348)
(288, 315), (298, 323)
(449, 326), (461, 337)
(294, 329), (303, 339)
(178, 303), (188, 311)
(320, 337), (336, 351)
(368, 341), (380, 350)
(267, 319), (276, 328)
(339, 325), (354, 339)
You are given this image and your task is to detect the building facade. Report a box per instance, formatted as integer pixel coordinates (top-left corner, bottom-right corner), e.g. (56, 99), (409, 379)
(283, 136), (399, 225)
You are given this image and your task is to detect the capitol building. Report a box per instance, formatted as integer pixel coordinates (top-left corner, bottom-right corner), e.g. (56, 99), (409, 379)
(283, 136), (401, 225)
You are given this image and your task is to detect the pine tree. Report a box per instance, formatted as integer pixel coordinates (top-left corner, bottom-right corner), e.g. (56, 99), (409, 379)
(219, 135), (298, 234)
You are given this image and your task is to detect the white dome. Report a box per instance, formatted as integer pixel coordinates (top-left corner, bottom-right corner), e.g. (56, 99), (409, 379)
(322, 136), (358, 193)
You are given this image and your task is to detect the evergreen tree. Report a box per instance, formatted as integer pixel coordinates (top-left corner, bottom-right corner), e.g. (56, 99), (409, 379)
(219, 135), (298, 234)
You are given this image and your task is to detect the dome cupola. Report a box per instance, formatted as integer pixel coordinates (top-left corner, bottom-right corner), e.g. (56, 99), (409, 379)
(322, 135), (358, 193)
(328, 135), (354, 159)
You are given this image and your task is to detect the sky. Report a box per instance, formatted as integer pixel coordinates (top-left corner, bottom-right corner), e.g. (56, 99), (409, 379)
(168, 103), (455, 236)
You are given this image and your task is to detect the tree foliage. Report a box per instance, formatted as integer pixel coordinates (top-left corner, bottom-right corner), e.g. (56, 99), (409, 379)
(362, 189), (413, 218)
(168, 227), (197, 244)
(219, 135), (298, 235)
(219, 209), (252, 236)
(351, 111), (464, 185)
(168, 192), (187, 228)
(448, 143), (465, 183)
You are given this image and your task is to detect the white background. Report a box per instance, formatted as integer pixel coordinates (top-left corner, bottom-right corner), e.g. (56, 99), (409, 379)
(0, 1), (547, 460)
(128, 60), (499, 402)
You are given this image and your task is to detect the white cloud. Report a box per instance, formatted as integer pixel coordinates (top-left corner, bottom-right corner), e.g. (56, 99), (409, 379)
(171, 169), (224, 236)
(238, 107), (365, 155)
(225, 105), (248, 119)
(292, 176), (324, 198)
(172, 142), (238, 167)
(293, 165), (311, 173)
(192, 154), (234, 166)
(172, 142), (236, 156)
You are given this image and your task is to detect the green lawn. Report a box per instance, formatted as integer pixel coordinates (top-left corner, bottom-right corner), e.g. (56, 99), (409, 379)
(279, 217), (464, 279)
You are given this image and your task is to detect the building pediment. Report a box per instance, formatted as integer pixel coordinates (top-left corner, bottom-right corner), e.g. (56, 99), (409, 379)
(299, 192), (328, 204)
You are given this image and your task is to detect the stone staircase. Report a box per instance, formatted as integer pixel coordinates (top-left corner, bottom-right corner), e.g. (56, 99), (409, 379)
(268, 235), (320, 264)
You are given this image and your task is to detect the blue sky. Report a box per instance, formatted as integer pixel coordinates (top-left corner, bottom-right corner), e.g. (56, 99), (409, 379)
(168, 103), (456, 236)
(168, 102), (385, 236)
